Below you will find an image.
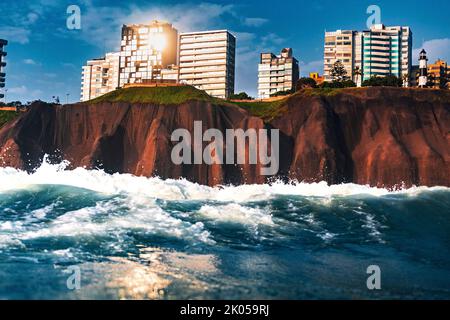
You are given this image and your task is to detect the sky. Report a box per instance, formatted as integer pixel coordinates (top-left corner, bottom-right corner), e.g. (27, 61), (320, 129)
(0, 0), (449, 102)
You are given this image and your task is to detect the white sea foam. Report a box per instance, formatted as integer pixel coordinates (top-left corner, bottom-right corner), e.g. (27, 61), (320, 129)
(0, 159), (448, 249)
(0, 158), (447, 202)
(198, 203), (274, 226)
(15, 199), (214, 245)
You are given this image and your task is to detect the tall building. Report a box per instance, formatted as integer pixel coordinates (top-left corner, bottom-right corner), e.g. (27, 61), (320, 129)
(119, 21), (178, 87)
(324, 30), (362, 85)
(179, 30), (236, 99)
(324, 25), (412, 86)
(258, 48), (299, 99)
(81, 52), (120, 102)
(427, 59), (449, 89)
(0, 39), (7, 100)
(362, 24), (412, 85)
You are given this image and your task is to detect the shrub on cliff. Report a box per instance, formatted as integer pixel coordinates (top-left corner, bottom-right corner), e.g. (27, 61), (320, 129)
(270, 89), (294, 97)
(296, 77), (317, 90)
(362, 75), (403, 87)
(320, 80), (356, 88)
(229, 92), (254, 100)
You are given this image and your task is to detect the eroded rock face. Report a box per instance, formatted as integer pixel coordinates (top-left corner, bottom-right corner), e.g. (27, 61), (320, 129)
(272, 87), (450, 187)
(0, 100), (283, 186)
(0, 87), (449, 188)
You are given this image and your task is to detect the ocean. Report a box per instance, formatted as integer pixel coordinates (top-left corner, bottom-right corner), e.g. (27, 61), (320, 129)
(0, 160), (449, 299)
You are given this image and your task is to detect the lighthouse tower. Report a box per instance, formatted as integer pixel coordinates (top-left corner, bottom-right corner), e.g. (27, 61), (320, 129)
(418, 49), (428, 88)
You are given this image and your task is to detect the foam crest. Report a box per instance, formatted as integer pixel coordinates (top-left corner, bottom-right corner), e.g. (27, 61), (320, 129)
(0, 158), (448, 202)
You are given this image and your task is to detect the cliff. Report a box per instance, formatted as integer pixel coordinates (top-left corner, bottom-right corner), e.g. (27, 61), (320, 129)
(0, 86), (449, 188)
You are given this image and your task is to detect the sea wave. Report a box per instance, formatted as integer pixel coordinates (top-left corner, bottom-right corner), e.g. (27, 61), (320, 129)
(0, 157), (447, 201)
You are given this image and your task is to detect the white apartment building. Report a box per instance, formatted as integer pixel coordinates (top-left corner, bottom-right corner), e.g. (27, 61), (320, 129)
(324, 30), (363, 85)
(362, 24), (412, 84)
(161, 64), (179, 82)
(119, 21), (178, 87)
(324, 25), (412, 86)
(258, 48), (299, 99)
(179, 30), (236, 99)
(81, 52), (120, 102)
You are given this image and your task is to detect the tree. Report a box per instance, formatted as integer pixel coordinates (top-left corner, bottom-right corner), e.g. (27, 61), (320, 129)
(296, 77), (317, 90)
(52, 96), (60, 104)
(330, 61), (349, 82)
(229, 92), (253, 100)
(353, 66), (362, 86)
(362, 75), (403, 87)
(426, 74), (436, 88)
(320, 80), (356, 88)
(270, 89), (294, 97)
(401, 73), (410, 87)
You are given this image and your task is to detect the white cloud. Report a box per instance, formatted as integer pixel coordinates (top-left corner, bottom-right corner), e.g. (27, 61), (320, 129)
(299, 60), (323, 77)
(7, 85), (43, 99)
(0, 27), (31, 44)
(26, 12), (40, 25)
(261, 33), (286, 46)
(232, 32), (256, 42)
(23, 59), (39, 65)
(243, 17), (268, 27)
(66, 2), (236, 50)
(413, 38), (450, 65)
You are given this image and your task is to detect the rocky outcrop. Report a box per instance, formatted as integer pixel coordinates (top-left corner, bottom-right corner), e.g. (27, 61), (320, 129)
(0, 87), (449, 187)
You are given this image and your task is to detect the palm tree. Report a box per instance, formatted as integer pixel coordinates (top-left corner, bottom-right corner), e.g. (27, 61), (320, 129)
(353, 66), (362, 87)
(401, 73), (410, 87)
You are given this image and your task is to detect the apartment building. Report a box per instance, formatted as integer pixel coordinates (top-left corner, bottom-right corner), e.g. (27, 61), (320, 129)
(81, 52), (120, 102)
(179, 30), (236, 99)
(427, 59), (449, 89)
(324, 30), (362, 85)
(161, 64), (179, 82)
(258, 48), (299, 99)
(362, 24), (412, 84)
(324, 25), (412, 86)
(0, 39), (7, 100)
(119, 21), (178, 87)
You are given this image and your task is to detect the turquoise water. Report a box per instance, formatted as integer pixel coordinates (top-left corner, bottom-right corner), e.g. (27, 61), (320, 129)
(0, 161), (449, 299)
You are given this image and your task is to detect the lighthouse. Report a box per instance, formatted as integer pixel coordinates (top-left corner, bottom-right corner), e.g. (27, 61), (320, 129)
(418, 49), (428, 88)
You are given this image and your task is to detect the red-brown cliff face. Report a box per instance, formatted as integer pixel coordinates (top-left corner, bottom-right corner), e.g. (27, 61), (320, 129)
(0, 87), (449, 187)
(272, 87), (450, 187)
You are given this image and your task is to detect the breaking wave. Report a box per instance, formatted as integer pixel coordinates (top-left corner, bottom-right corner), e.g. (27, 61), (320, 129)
(0, 158), (449, 299)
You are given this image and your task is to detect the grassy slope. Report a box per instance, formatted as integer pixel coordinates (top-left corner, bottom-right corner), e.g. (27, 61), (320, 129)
(0, 110), (20, 128)
(83, 86), (450, 122)
(84, 86), (352, 122)
(88, 85), (219, 105)
(231, 99), (288, 122)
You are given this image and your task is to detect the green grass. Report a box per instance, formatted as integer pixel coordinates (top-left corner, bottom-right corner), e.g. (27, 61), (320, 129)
(88, 85), (220, 105)
(299, 87), (346, 97)
(0, 110), (20, 128)
(231, 99), (288, 122)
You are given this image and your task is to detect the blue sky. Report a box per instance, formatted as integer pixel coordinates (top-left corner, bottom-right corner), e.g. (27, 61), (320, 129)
(0, 0), (449, 102)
